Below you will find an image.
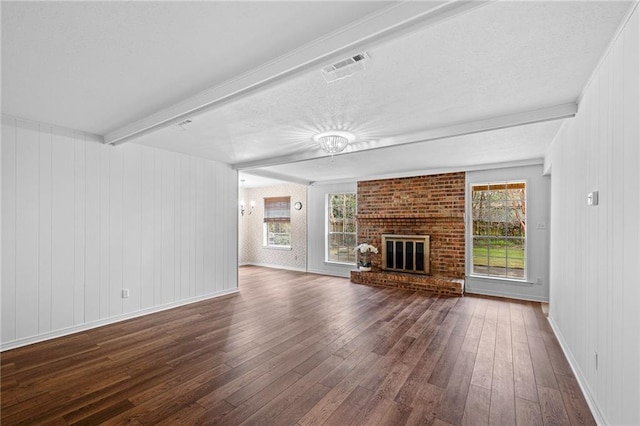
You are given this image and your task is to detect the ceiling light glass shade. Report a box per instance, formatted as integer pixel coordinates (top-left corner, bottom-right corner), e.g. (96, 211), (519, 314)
(313, 131), (355, 155)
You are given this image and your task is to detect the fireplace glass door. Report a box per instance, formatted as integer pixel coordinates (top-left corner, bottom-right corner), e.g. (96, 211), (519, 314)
(382, 235), (430, 275)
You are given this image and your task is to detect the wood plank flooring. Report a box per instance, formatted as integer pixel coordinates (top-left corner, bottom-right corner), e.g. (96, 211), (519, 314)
(1, 266), (595, 425)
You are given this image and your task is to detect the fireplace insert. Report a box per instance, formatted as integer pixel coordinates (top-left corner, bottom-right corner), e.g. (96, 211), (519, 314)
(381, 234), (430, 275)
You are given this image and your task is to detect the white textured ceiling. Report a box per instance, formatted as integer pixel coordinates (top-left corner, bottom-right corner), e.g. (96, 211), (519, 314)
(1, 1), (392, 134)
(2, 1), (634, 186)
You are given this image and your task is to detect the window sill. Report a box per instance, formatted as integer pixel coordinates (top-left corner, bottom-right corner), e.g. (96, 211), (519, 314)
(263, 245), (292, 251)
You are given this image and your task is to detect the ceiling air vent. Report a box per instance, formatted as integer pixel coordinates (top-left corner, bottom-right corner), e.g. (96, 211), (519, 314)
(321, 52), (369, 83)
(176, 119), (193, 131)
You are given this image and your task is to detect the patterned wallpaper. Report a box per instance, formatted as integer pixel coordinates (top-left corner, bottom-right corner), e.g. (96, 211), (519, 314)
(239, 183), (307, 271)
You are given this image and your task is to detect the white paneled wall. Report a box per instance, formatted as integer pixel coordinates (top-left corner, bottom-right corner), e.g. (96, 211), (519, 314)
(1, 116), (238, 350)
(546, 6), (639, 425)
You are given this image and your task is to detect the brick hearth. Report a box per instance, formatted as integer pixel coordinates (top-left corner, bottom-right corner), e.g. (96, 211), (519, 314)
(350, 270), (464, 296)
(352, 172), (466, 296)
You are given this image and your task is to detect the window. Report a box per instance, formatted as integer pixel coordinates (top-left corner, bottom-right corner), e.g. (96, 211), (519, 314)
(471, 182), (526, 279)
(327, 193), (356, 264)
(263, 197), (291, 247)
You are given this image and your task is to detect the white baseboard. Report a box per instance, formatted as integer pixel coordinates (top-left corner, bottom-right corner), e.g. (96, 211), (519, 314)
(243, 262), (307, 273)
(0, 288), (239, 352)
(464, 287), (549, 302)
(547, 316), (607, 425)
(306, 267), (351, 278)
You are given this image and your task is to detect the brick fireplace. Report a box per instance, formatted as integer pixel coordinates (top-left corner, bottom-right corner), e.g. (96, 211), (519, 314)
(350, 172), (465, 296)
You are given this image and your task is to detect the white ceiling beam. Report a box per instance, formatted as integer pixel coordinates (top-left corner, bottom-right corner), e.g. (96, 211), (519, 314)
(232, 102), (577, 170)
(314, 158), (545, 186)
(104, 0), (489, 146)
(240, 169), (312, 187)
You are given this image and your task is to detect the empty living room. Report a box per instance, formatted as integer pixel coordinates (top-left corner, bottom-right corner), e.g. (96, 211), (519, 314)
(2, 1), (639, 425)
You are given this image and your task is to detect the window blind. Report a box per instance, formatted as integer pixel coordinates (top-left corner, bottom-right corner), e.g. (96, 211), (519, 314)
(264, 197), (291, 223)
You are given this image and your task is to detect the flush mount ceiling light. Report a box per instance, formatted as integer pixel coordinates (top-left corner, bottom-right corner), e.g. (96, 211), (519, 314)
(313, 131), (355, 155)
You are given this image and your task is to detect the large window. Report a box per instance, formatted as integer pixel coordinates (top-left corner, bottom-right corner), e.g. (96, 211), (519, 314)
(471, 182), (526, 279)
(263, 197), (291, 247)
(327, 193), (356, 264)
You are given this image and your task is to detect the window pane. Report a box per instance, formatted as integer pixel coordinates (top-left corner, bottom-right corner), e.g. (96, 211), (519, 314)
(267, 222), (290, 246)
(264, 196), (291, 247)
(488, 237), (506, 258)
(474, 219), (490, 236)
(507, 238), (525, 278)
(327, 193), (356, 264)
(471, 182), (526, 279)
(345, 219), (356, 233)
(472, 238), (489, 275)
(472, 238), (488, 261)
(327, 232), (357, 263)
(507, 239), (525, 259)
(506, 238), (525, 278)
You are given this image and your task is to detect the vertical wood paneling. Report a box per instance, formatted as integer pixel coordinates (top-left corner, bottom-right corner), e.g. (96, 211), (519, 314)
(153, 149), (163, 306)
(15, 121), (39, 338)
(609, 32), (624, 422)
(190, 158), (197, 297)
(226, 167), (236, 290)
(38, 125), (52, 333)
(51, 129), (75, 330)
(73, 133), (86, 325)
(594, 53), (610, 409)
(1, 117), (238, 350)
(122, 144), (141, 313)
(548, 8), (639, 425)
(99, 144), (110, 319)
(161, 151), (175, 304)
(174, 157), (181, 301)
(108, 147), (123, 317)
(621, 10), (640, 420)
(195, 160), (204, 295)
(586, 83), (597, 388)
(84, 140), (101, 323)
(604, 43), (616, 419)
(180, 155), (189, 299)
(214, 166), (224, 292)
(140, 147), (155, 309)
(203, 164), (215, 294)
(2, 118), (17, 343)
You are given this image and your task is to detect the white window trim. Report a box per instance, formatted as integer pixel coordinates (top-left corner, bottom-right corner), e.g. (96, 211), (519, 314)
(325, 192), (357, 265)
(468, 180), (528, 282)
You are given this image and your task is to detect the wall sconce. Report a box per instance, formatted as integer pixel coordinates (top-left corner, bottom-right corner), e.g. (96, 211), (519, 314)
(240, 199), (255, 216)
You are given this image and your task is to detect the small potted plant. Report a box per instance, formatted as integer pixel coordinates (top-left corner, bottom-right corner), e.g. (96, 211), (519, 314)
(354, 243), (378, 272)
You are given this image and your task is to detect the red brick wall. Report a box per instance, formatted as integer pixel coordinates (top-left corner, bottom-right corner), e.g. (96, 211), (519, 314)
(357, 172), (465, 279)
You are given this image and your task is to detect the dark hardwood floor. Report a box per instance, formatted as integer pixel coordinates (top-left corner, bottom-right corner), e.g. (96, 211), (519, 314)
(1, 266), (594, 425)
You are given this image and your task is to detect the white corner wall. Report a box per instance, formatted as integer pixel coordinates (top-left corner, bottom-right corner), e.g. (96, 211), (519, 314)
(1, 116), (239, 350)
(465, 164), (550, 302)
(307, 182), (357, 277)
(238, 183), (307, 271)
(545, 5), (639, 425)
